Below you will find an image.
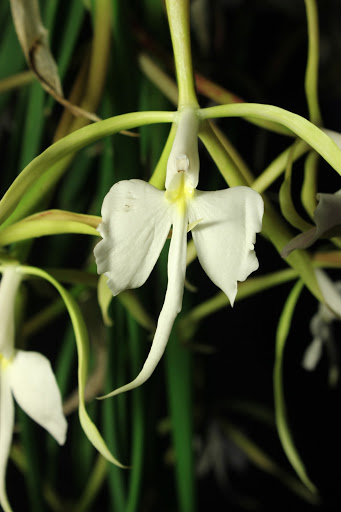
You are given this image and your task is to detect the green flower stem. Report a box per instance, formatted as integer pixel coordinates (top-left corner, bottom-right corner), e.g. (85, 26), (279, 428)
(0, 111), (175, 226)
(165, 0), (199, 108)
(200, 103), (341, 177)
(252, 139), (309, 194)
(211, 121), (255, 184)
(222, 421), (318, 504)
(199, 120), (248, 188)
(140, 55), (253, 186)
(301, 151), (319, 219)
(304, 0), (322, 125)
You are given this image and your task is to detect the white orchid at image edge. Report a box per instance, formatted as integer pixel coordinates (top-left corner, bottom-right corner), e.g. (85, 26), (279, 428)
(303, 269), (341, 386)
(94, 108), (264, 399)
(0, 267), (67, 512)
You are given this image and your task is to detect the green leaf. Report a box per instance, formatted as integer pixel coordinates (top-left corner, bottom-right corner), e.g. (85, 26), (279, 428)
(0, 210), (100, 246)
(274, 279), (318, 494)
(19, 264), (126, 467)
(0, 111), (175, 226)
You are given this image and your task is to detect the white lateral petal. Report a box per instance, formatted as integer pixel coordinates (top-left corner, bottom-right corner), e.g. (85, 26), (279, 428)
(189, 186), (264, 305)
(9, 351), (67, 445)
(99, 211), (188, 399)
(94, 179), (171, 296)
(0, 369), (15, 512)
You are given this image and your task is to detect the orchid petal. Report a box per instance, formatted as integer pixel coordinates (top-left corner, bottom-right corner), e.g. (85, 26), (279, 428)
(9, 350), (67, 445)
(281, 189), (341, 257)
(189, 186), (263, 305)
(302, 337), (323, 371)
(94, 179), (171, 296)
(99, 211), (188, 399)
(0, 369), (15, 512)
(315, 268), (341, 319)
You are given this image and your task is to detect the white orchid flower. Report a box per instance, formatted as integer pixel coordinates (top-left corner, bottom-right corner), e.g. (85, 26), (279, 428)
(282, 130), (341, 258)
(303, 269), (341, 386)
(94, 108), (264, 399)
(0, 266), (67, 512)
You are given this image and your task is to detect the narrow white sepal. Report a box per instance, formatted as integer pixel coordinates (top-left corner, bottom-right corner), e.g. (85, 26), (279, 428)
(315, 268), (341, 319)
(9, 351), (67, 445)
(94, 179), (171, 296)
(0, 370), (15, 512)
(0, 268), (22, 357)
(98, 211), (188, 399)
(189, 186), (264, 305)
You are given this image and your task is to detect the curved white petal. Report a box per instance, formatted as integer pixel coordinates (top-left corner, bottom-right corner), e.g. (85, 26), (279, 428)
(281, 189), (341, 257)
(314, 190), (341, 238)
(302, 337), (323, 371)
(0, 369), (15, 512)
(315, 268), (341, 319)
(0, 268), (22, 358)
(99, 211), (188, 399)
(9, 351), (67, 445)
(189, 186), (264, 305)
(94, 179), (171, 296)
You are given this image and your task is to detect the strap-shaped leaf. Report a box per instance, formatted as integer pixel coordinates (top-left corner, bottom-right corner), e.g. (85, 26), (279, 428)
(274, 279), (317, 493)
(19, 265), (126, 468)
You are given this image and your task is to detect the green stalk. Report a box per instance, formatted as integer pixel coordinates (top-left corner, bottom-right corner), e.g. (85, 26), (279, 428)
(252, 140), (309, 194)
(304, 0), (322, 125)
(165, 0), (199, 108)
(200, 104), (341, 177)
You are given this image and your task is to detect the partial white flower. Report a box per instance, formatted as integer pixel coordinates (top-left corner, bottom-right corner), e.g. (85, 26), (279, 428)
(0, 267), (67, 512)
(302, 269), (341, 386)
(94, 108), (264, 399)
(282, 130), (341, 258)
(281, 189), (341, 257)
